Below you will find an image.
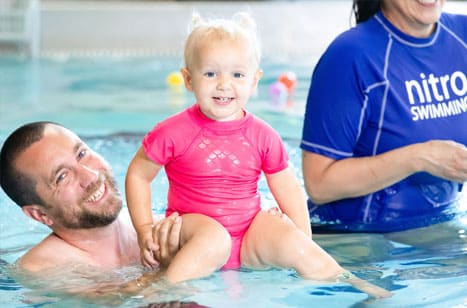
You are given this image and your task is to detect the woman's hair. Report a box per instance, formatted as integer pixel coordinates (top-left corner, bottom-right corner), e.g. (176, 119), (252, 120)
(183, 11), (261, 70)
(352, 0), (382, 24)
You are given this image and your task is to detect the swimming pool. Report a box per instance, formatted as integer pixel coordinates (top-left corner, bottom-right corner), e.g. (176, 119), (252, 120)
(0, 56), (466, 308)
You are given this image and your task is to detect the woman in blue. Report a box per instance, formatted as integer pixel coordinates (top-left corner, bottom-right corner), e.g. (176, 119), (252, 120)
(301, 0), (467, 233)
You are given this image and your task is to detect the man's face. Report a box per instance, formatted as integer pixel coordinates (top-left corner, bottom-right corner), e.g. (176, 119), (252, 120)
(15, 125), (122, 229)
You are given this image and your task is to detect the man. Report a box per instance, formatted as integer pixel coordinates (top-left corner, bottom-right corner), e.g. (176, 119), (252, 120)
(0, 121), (229, 297)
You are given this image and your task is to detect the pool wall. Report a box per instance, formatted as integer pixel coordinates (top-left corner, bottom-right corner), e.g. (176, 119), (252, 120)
(4, 1), (466, 63)
(29, 1), (353, 64)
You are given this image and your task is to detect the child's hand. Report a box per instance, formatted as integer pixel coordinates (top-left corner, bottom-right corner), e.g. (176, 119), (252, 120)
(137, 227), (159, 269)
(267, 207), (293, 224)
(152, 212), (182, 268)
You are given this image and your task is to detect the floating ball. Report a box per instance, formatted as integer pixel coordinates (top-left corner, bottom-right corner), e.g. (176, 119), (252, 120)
(278, 72), (297, 94)
(268, 81), (288, 108)
(166, 71), (184, 87)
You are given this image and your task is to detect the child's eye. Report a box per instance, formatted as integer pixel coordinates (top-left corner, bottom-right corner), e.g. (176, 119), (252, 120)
(205, 72), (216, 78)
(233, 72), (244, 78)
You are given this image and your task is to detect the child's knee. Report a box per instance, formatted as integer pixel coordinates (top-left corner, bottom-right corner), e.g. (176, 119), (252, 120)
(200, 219), (232, 267)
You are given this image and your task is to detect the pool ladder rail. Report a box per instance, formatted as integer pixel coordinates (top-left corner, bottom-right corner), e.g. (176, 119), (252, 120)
(0, 0), (40, 57)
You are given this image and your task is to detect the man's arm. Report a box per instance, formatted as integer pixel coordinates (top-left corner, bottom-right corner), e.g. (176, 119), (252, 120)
(15, 214), (183, 302)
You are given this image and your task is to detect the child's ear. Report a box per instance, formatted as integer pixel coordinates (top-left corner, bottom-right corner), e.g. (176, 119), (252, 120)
(22, 205), (54, 226)
(253, 69), (263, 88)
(181, 68), (193, 92)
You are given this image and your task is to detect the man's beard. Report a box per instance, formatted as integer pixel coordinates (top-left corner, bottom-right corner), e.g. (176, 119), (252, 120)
(72, 194), (122, 229)
(55, 172), (123, 229)
(72, 205), (122, 228)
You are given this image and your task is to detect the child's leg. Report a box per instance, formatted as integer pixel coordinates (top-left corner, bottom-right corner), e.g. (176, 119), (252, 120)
(165, 213), (231, 283)
(241, 211), (341, 279)
(240, 211), (392, 298)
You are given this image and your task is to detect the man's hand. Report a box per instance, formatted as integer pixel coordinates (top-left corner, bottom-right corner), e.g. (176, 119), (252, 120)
(152, 212), (182, 268)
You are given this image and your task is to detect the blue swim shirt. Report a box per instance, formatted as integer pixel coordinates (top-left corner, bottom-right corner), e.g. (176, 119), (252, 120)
(301, 11), (467, 232)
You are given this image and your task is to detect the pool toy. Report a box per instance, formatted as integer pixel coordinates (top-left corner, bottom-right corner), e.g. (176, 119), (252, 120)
(166, 71), (184, 87)
(268, 81), (288, 108)
(278, 72), (297, 94)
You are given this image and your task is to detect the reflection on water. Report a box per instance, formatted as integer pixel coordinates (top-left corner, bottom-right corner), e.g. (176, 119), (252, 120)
(0, 227), (466, 307)
(139, 302), (210, 308)
(6, 263), (198, 307)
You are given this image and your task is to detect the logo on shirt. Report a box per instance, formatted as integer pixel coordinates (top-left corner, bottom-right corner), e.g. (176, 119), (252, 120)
(406, 71), (467, 121)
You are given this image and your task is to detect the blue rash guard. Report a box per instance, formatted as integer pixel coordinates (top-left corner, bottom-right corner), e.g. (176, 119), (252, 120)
(301, 11), (467, 233)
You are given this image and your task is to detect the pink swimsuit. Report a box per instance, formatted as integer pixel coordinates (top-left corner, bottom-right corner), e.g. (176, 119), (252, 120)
(143, 104), (289, 269)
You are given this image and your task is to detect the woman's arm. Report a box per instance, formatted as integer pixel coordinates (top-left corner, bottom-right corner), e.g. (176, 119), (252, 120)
(302, 140), (467, 205)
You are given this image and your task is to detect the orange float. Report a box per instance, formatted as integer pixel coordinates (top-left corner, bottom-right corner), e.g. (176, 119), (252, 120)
(277, 72), (297, 94)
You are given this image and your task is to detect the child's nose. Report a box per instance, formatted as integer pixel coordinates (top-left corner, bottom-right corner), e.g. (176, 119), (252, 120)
(216, 75), (231, 90)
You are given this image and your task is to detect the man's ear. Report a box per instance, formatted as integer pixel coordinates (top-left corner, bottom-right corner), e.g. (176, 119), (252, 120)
(22, 205), (53, 226)
(181, 67), (193, 92)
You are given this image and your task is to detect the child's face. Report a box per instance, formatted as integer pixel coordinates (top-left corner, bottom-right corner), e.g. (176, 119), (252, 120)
(181, 38), (262, 122)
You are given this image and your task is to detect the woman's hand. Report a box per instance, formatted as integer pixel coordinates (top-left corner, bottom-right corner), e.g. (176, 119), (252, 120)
(419, 140), (467, 183)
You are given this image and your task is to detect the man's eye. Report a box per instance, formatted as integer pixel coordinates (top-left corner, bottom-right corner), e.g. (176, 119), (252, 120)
(78, 149), (87, 159)
(56, 172), (67, 184)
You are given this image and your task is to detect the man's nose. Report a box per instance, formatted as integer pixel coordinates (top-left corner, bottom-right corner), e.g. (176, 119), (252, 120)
(78, 163), (99, 187)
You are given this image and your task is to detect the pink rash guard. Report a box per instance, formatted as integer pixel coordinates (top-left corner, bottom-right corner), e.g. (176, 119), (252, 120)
(143, 104), (289, 269)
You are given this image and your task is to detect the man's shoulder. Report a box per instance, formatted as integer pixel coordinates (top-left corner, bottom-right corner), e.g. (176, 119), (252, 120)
(17, 233), (84, 273)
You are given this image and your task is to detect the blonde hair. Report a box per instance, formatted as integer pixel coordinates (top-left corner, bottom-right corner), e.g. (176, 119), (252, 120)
(183, 12), (261, 70)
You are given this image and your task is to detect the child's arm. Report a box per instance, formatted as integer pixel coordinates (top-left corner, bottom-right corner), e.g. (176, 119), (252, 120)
(126, 147), (163, 268)
(265, 166), (311, 237)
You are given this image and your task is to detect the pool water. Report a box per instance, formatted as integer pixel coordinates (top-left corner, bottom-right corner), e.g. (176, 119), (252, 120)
(0, 57), (466, 308)
(0, 56), (308, 139)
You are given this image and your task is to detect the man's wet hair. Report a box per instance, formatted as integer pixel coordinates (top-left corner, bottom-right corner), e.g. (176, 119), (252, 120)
(0, 121), (56, 207)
